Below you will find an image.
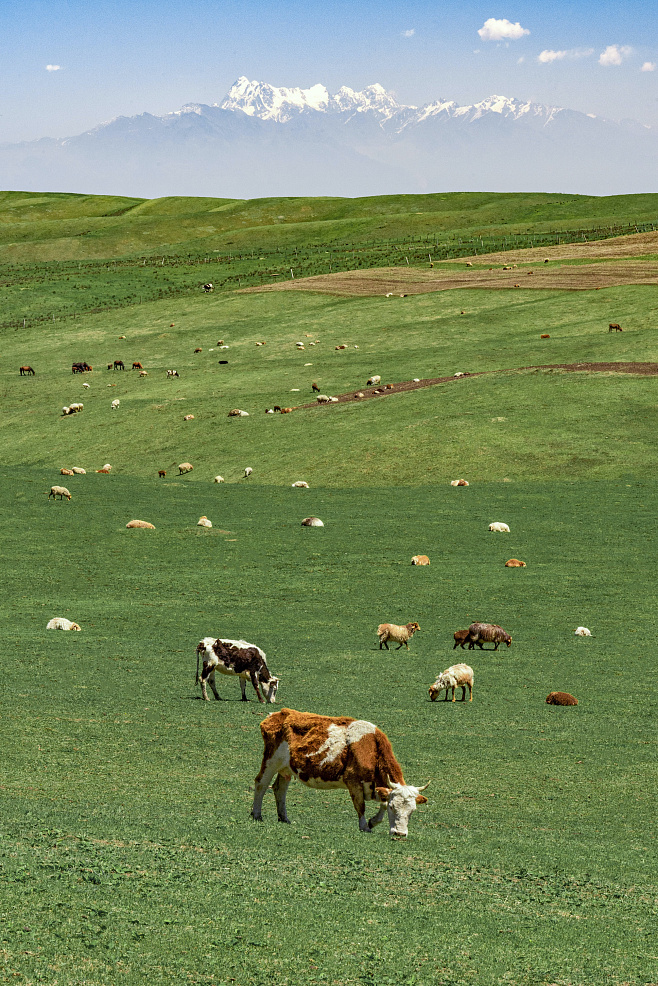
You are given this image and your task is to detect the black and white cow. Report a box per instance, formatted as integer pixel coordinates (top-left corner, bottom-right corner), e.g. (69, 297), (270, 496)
(203, 283), (214, 293)
(195, 637), (280, 704)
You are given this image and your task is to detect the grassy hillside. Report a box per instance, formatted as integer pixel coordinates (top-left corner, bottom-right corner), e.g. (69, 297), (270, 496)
(3, 282), (658, 482)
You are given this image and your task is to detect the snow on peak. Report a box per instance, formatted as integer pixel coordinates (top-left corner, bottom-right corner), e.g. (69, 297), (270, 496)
(221, 76), (330, 121)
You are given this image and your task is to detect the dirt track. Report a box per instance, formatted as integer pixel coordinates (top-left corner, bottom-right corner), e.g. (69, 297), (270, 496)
(243, 230), (658, 297)
(295, 362), (658, 410)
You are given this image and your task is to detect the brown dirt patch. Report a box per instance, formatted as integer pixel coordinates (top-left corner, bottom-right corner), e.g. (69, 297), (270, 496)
(293, 362), (658, 410)
(242, 230), (658, 298)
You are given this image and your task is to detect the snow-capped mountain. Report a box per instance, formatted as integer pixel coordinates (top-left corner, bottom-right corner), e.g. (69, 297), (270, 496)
(1, 77), (656, 198)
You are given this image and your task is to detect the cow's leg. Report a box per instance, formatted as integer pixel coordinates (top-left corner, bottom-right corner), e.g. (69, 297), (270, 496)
(347, 784), (371, 832)
(272, 773), (292, 823)
(201, 670), (221, 701)
(252, 748), (288, 821)
(250, 671), (265, 703)
(239, 677), (248, 701)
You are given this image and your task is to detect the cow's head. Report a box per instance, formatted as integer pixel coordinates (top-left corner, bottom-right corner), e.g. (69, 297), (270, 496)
(376, 781), (429, 837)
(262, 676), (280, 704)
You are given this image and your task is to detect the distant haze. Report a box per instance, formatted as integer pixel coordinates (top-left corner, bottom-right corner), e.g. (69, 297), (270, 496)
(1, 77), (657, 198)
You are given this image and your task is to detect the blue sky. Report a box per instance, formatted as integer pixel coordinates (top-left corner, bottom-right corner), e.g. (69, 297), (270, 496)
(1, 0), (657, 142)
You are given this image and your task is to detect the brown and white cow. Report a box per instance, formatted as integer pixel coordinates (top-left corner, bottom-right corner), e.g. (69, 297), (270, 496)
(251, 708), (429, 837)
(196, 637), (279, 704)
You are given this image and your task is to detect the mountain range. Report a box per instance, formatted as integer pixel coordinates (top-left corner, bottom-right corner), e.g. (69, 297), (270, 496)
(2, 76), (657, 199)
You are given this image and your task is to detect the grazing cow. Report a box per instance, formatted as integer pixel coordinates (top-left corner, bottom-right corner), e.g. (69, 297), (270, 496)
(167, 369), (180, 378)
(158, 469), (166, 478)
(203, 283), (214, 292)
(132, 362), (143, 370)
(196, 637), (280, 704)
(19, 366), (35, 376)
(609, 323), (622, 332)
(72, 362), (92, 373)
(312, 382), (320, 393)
(113, 360), (125, 370)
(251, 708), (429, 836)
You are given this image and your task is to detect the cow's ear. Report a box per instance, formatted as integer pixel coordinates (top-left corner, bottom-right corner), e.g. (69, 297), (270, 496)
(375, 786), (391, 802)
(415, 794), (428, 805)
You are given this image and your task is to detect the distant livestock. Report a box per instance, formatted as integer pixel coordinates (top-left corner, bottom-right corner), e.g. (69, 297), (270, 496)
(243, 467), (253, 478)
(301, 517), (323, 527)
(158, 470), (166, 478)
(377, 622), (420, 651)
(429, 663), (474, 702)
(140, 370), (148, 377)
(454, 372), (465, 378)
(167, 370), (180, 378)
(609, 323), (622, 332)
(203, 283), (214, 292)
(453, 629), (482, 650)
(96, 464), (112, 473)
(312, 382), (320, 393)
(72, 362), (92, 373)
(540, 334), (550, 339)
(113, 360), (125, 370)
(367, 375), (381, 386)
(546, 692), (578, 706)
(489, 522), (510, 533)
(60, 468), (74, 476)
(48, 486), (71, 500)
(411, 555), (430, 566)
(111, 399), (120, 410)
(126, 520), (155, 529)
(574, 627), (592, 636)
(197, 516), (212, 528)
(194, 348), (203, 353)
(228, 409), (249, 417)
(19, 366), (35, 376)
(505, 559), (526, 567)
(213, 475), (225, 483)
(450, 479), (469, 487)
(46, 617), (81, 631)
(291, 481), (309, 488)
(82, 382), (90, 389)
(71, 467), (86, 475)
(196, 636), (279, 704)
(178, 463), (193, 475)
(466, 622), (511, 650)
(132, 362), (143, 370)
(183, 414), (195, 421)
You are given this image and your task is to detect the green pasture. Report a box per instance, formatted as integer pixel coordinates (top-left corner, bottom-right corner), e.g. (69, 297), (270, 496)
(0, 472), (656, 985)
(2, 282), (658, 482)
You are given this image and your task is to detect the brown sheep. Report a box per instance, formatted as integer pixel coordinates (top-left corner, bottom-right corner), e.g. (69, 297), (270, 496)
(453, 629), (485, 650)
(466, 623), (512, 650)
(540, 334), (550, 339)
(411, 555), (430, 566)
(505, 559), (527, 568)
(546, 692), (578, 706)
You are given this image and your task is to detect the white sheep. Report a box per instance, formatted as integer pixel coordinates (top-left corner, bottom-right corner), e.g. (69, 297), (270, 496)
(71, 467), (86, 475)
(213, 475), (225, 483)
(367, 375), (381, 386)
(140, 370), (148, 377)
(178, 463), (193, 475)
(489, 522), (510, 533)
(244, 467), (253, 478)
(228, 409), (249, 417)
(48, 486), (71, 500)
(454, 372), (465, 378)
(111, 399), (120, 410)
(197, 516), (212, 528)
(574, 627), (592, 636)
(291, 481), (309, 488)
(61, 406), (70, 416)
(69, 403), (84, 413)
(46, 617), (81, 631)
(377, 622), (420, 651)
(429, 663), (474, 702)
(301, 517), (323, 527)
(316, 395), (331, 403)
(451, 479), (469, 487)
(82, 382), (90, 389)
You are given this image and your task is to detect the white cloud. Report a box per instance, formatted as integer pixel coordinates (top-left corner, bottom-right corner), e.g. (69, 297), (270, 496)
(46, 64), (61, 72)
(598, 44), (632, 66)
(402, 28), (415, 37)
(517, 55), (525, 64)
(641, 61), (656, 72)
(478, 17), (529, 42)
(537, 47), (593, 64)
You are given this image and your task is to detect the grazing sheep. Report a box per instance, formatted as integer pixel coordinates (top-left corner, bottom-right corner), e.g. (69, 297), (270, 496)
(574, 627), (592, 636)
(301, 517), (323, 527)
(316, 394), (331, 403)
(183, 414), (195, 421)
(367, 375), (381, 386)
(546, 692), (578, 706)
(411, 555), (430, 566)
(48, 486), (71, 500)
(453, 629), (484, 650)
(377, 622), (420, 651)
(82, 382), (90, 389)
(291, 481), (309, 488)
(60, 468), (74, 476)
(132, 362), (143, 370)
(197, 516), (212, 528)
(429, 663), (474, 702)
(450, 479), (469, 487)
(244, 467), (253, 478)
(312, 382), (320, 393)
(46, 617), (81, 631)
(228, 409), (249, 417)
(140, 370), (148, 377)
(489, 522), (510, 533)
(194, 348), (203, 354)
(213, 475), (225, 483)
(96, 463), (112, 474)
(178, 463), (193, 475)
(158, 470), (166, 478)
(465, 262), (473, 267)
(71, 467), (86, 475)
(466, 622), (511, 650)
(126, 520), (155, 529)
(505, 559), (526, 568)
(111, 399), (120, 410)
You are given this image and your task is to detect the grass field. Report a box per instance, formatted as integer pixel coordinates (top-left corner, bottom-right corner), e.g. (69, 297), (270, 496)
(0, 189), (657, 985)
